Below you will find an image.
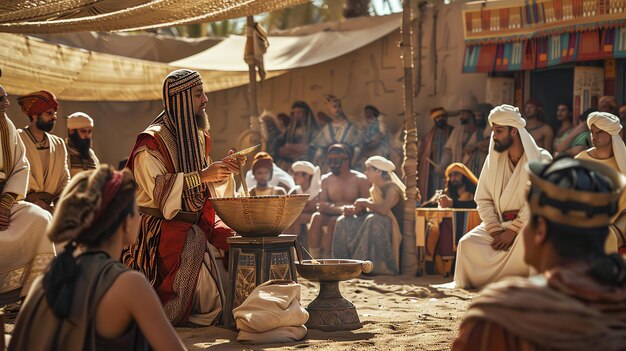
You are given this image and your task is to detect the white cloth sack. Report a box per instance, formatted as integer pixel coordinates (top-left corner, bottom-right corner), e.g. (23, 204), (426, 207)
(233, 280), (309, 343)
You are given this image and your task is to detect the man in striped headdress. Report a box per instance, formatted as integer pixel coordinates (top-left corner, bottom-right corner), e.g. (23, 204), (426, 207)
(123, 69), (244, 326)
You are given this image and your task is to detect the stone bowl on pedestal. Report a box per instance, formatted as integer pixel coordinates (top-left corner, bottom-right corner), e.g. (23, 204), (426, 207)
(295, 259), (374, 331)
(209, 194), (309, 237)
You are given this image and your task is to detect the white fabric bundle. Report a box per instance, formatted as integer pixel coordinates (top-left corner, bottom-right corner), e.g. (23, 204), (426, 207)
(233, 280), (309, 344)
(587, 111), (626, 173)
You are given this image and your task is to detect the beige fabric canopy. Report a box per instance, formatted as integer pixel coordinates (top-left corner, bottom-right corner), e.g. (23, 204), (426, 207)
(171, 15), (400, 71)
(0, 0), (311, 33)
(0, 34), (283, 101)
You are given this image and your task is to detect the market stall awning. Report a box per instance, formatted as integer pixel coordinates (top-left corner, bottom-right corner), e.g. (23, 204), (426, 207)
(0, 33), (284, 101)
(0, 0), (311, 33)
(462, 0), (626, 73)
(171, 14), (400, 71)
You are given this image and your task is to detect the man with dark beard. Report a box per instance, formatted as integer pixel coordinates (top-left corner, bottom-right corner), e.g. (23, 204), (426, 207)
(437, 163), (478, 209)
(307, 144), (369, 259)
(123, 69), (245, 326)
(454, 104), (551, 289)
(17, 90), (70, 213)
(418, 107), (453, 201)
(65, 112), (100, 177)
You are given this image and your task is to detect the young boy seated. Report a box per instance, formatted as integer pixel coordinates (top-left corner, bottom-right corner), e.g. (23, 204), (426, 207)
(248, 152), (287, 196)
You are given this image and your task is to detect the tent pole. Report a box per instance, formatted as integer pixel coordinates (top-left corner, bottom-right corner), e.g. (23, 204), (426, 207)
(400, 0), (419, 276)
(247, 15), (260, 119)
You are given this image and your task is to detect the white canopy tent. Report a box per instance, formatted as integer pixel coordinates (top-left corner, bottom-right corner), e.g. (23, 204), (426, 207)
(171, 15), (400, 71)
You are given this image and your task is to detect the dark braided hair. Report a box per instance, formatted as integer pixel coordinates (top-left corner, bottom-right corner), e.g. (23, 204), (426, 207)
(43, 166), (136, 318)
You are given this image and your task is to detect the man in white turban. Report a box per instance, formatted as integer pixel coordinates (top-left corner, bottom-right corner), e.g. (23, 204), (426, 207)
(575, 111), (626, 252)
(332, 156), (405, 275)
(454, 104), (552, 289)
(65, 112), (100, 178)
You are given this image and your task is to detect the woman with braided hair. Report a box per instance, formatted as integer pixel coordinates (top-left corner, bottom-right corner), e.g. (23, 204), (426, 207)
(453, 157), (626, 351)
(9, 166), (186, 351)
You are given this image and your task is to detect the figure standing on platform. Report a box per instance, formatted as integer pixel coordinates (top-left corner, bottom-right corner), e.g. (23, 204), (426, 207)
(454, 104), (552, 289)
(311, 95), (364, 172)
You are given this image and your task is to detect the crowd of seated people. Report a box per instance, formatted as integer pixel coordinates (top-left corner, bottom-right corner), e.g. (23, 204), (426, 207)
(251, 95), (626, 284)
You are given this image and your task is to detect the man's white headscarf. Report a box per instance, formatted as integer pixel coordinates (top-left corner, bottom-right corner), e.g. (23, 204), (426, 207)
(488, 104), (543, 162)
(365, 156), (406, 194)
(291, 161), (321, 200)
(66, 112), (94, 130)
(587, 111), (626, 173)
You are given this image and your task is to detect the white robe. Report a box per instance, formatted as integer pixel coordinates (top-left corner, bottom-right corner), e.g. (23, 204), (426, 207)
(0, 116), (53, 299)
(454, 149), (552, 289)
(18, 129), (70, 199)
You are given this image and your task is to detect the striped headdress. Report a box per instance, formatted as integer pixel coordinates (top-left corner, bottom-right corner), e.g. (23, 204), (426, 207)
(154, 69), (208, 211)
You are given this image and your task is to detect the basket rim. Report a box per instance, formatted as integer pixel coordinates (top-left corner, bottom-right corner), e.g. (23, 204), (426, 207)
(208, 194), (310, 201)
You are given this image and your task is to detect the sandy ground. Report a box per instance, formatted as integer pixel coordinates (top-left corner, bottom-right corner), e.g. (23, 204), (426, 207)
(3, 275), (475, 350)
(179, 275), (476, 351)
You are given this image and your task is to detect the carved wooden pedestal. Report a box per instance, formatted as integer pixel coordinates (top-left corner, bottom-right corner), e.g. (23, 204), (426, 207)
(223, 234), (300, 329)
(305, 280), (362, 331)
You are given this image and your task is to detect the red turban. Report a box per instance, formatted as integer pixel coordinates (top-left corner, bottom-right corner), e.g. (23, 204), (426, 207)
(17, 90), (58, 116)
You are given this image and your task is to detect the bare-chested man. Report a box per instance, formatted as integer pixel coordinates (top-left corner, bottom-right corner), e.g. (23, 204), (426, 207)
(308, 144), (370, 258)
(524, 99), (554, 154)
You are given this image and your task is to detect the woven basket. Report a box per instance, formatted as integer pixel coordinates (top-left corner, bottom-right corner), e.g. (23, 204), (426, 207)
(209, 194), (309, 236)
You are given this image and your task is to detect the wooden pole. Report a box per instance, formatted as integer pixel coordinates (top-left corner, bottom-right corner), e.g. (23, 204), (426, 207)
(246, 16), (260, 119)
(400, 0), (419, 276)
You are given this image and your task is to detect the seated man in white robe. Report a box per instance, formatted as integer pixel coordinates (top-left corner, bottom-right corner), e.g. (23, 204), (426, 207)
(454, 104), (552, 289)
(0, 84), (54, 310)
(16, 90), (70, 212)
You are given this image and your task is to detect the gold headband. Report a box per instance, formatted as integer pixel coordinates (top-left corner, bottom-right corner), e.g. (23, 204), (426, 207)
(527, 159), (625, 228)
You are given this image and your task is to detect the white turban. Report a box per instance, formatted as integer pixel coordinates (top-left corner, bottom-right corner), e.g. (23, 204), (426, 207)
(291, 161), (321, 200)
(365, 156), (406, 193)
(487, 104), (542, 162)
(66, 112), (94, 130)
(587, 111), (626, 173)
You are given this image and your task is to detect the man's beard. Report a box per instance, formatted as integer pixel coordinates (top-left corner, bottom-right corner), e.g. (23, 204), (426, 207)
(435, 119), (447, 129)
(329, 158), (346, 176)
(494, 135), (513, 152)
(196, 110), (210, 131)
(69, 133), (91, 159)
(36, 118), (55, 132)
(450, 179), (463, 189)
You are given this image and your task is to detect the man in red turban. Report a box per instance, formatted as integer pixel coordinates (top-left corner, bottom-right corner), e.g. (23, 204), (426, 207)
(17, 90), (69, 212)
